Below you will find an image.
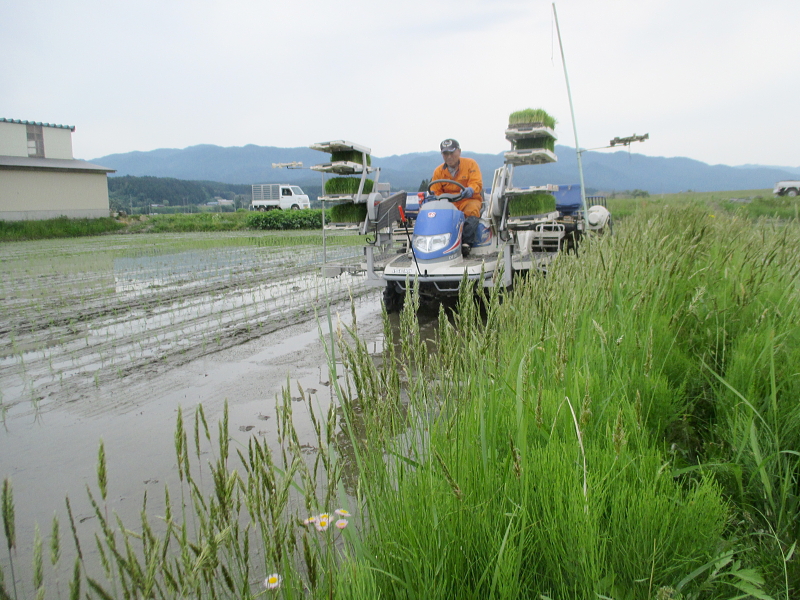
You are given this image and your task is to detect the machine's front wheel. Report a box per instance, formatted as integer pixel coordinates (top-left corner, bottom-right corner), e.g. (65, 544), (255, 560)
(382, 282), (405, 313)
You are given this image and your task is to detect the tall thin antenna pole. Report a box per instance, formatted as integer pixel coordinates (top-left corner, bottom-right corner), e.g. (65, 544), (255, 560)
(552, 3), (587, 215)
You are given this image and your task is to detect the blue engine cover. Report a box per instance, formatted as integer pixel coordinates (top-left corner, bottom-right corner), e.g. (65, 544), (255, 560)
(412, 202), (464, 259)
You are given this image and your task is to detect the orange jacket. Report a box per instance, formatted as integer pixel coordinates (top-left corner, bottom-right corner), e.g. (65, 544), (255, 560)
(431, 156), (483, 200)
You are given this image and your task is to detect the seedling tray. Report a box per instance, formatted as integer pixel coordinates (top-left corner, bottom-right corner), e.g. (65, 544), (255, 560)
(504, 185), (559, 196)
(505, 125), (557, 142)
(311, 162), (375, 175)
(319, 194), (371, 204)
(503, 148), (557, 165)
(310, 140), (372, 155)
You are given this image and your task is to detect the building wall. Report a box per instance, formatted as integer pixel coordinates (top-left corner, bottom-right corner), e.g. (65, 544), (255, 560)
(42, 127), (73, 159)
(0, 122), (28, 157)
(0, 122), (74, 159)
(0, 170), (110, 220)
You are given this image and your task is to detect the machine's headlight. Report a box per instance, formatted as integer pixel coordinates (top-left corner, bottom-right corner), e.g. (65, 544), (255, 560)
(413, 233), (451, 253)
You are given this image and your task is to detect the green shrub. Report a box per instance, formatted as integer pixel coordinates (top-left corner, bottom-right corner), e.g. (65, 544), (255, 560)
(246, 208), (323, 230)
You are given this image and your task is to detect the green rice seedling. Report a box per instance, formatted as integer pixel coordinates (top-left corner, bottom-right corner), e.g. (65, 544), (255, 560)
(330, 150), (372, 166)
(507, 192), (556, 217)
(508, 108), (557, 129)
(327, 203), (368, 223)
(324, 177), (374, 196)
(513, 136), (556, 152)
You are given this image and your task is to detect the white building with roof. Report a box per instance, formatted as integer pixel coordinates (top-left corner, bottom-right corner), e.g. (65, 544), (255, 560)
(0, 118), (115, 220)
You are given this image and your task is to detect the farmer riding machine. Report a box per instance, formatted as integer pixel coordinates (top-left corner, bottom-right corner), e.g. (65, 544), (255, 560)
(314, 110), (612, 311)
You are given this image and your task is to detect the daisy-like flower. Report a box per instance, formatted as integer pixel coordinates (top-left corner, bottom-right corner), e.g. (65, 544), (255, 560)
(264, 573), (282, 590)
(317, 513), (330, 521)
(302, 516), (317, 526)
(315, 516), (329, 532)
(335, 519), (348, 530)
(334, 508), (351, 517)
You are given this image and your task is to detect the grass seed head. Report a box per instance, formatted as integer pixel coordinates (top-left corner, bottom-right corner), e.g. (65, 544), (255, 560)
(97, 440), (108, 501)
(50, 514), (60, 566)
(613, 408), (628, 456)
(2, 478), (14, 551)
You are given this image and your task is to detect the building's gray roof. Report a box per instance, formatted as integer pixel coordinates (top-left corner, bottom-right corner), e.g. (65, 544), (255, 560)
(0, 118), (76, 131)
(0, 155), (115, 173)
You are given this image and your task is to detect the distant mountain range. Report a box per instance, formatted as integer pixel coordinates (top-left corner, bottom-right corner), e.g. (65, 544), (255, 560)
(91, 144), (799, 194)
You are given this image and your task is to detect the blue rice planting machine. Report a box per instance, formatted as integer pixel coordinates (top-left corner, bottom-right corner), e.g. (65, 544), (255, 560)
(312, 118), (611, 311)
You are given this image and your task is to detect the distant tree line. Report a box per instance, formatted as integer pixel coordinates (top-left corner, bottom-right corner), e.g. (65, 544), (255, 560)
(108, 176), (253, 213)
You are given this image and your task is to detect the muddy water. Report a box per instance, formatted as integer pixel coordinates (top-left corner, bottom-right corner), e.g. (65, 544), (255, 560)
(0, 231), (417, 584)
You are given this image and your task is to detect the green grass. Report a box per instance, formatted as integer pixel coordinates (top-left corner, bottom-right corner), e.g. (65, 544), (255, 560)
(2, 201), (798, 599)
(607, 188), (779, 220)
(508, 108), (557, 129)
(324, 177), (374, 196)
(0, 216), (125, 241)
(125, 210), (254, 233)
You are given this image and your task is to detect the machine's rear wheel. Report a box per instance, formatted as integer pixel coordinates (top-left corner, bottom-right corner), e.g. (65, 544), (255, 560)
(787, 189), (798, 197)
(382, 282), (405, 313)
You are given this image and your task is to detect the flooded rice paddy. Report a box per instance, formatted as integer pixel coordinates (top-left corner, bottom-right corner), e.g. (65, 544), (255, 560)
(0, 230), (400, 575)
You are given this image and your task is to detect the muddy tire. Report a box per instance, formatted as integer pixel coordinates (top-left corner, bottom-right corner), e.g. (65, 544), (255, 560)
(787, 189), (798, 197)
(382, 282), (404, 313)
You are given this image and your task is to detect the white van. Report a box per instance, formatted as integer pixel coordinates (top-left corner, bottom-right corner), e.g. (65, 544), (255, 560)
(251, 184), (311, 210)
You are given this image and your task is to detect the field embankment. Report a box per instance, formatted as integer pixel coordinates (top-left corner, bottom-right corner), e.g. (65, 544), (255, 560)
(0, 209), (330, 241)
(331, 205), (799, 598)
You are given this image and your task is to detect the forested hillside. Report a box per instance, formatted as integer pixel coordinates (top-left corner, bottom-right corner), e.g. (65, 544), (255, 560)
(108, 176), (252, 212)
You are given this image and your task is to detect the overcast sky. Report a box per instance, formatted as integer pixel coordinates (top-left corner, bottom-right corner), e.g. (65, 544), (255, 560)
(3, 0), (798, 167)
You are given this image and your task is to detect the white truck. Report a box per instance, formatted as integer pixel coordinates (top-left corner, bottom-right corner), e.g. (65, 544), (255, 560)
(773, 181), (800, 197)
(251, 184), (311, 210)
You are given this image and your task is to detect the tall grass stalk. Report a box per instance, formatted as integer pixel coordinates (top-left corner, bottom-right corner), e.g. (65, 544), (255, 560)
(2, 478), (17, 600)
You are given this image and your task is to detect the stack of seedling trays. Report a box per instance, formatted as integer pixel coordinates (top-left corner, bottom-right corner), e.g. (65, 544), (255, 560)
(503, 108), (558, 165)
(311, 140), (379, 230)
(311, 140), (376, 203)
